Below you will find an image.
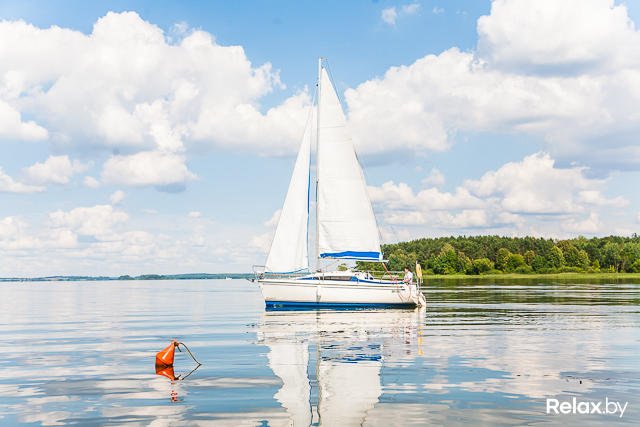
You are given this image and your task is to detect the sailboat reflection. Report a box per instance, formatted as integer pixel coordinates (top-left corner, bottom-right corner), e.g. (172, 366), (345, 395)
(258, 308), (425, 426)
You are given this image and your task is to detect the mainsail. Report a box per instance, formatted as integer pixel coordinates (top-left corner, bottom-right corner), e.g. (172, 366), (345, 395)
(264, 116), (312, 273)
(316, 66), (382, 261)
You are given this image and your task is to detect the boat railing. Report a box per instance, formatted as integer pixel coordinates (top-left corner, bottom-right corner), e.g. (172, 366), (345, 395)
(357, 269), (402, 281)
(251, 265), (310, 281)
(357, 269), (424, 291)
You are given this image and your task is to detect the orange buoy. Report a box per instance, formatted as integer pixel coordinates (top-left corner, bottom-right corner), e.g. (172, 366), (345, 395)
(156, 340), (179, 367)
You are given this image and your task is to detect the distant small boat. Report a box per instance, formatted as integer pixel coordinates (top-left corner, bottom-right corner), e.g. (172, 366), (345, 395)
(255, 59), (425, 309)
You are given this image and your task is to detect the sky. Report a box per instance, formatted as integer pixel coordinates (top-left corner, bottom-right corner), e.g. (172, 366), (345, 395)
(1, 0), (639, 276)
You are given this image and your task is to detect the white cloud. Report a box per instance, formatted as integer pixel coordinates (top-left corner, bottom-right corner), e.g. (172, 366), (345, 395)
(249, 231), (272, 254)
(101, 151), (196, 189)
(0, 167), (44, 193)
(2, 4), (640, 178)
(48, 205), (128, 237)
(0, 216), (77, 250)
(264, 209), (282, 227)
(402, 4), (421, 15)
(0, 99), (48, 141)
(1, 203), (263, 276)
(347, 0), (640, 172)
(83, 176), (100, 188)
(465, 153), (606, 214)
(22, 155), (87, 185)
(421, 168), (445, 187)
(448, 209), (488, 228)
(369, 152), (628, 238)
(477, 0), (640, 74)
(188, 211), (202, 218)
(381, 4), (420, 26)
(577, 190), (627, 207)
(563, 212), (601, 234)
(0, 12), (312, 190)
(0, 216), (23, 240)
(109, 190), (125, 205)
(432, 7), (445, 15)
(381, 7), (398, 26)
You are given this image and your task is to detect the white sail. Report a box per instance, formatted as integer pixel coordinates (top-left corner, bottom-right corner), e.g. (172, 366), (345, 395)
(265, 119), (311, 273)
(316, 66), (381, 260)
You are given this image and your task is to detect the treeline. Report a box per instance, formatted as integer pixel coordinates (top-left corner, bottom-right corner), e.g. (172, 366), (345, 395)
(357, 235), (640, 275)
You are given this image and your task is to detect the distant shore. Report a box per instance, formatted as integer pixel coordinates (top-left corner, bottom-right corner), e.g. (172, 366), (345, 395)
(422, 272), (640, 280)
(0, 273), (253, 282)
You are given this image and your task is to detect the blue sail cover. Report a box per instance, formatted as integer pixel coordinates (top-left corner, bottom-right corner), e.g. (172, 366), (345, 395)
(319, 251), (382, 260)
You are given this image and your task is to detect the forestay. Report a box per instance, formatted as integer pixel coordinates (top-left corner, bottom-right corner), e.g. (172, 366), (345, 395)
(316, 67), (382, 261)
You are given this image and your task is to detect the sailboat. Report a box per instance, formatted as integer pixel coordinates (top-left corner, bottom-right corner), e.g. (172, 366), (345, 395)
(256, 59), (426, 309)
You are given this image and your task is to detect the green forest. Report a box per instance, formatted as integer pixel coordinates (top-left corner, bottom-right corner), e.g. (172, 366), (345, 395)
(357, 235), (640, 275)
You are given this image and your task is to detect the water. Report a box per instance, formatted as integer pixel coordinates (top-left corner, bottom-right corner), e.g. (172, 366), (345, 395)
(0, 279), (638, 426)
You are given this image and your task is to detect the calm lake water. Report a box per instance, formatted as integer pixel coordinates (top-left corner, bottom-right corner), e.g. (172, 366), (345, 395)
(1, 279), (638, 426)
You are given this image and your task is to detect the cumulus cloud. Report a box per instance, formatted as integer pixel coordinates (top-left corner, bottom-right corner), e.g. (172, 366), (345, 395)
(0, 204), (167, 274)
(477, 0), (640, 74)
(369, 152), (628, 238)
(22, 155), (87, 185)
(101, 151), (196, 190)
(563, 212), (601, 234)
(463, 153), (615, 214)
(348, 0), (640, 173)
(48, 205), (128, 237)
(188, 211), (202, 218)
(0, 216), (77, 250)
(5, 2), (637, 178)
(0, 12), (311, 189)
(0, 100), (48, 141)
(0, 167), (44, 193)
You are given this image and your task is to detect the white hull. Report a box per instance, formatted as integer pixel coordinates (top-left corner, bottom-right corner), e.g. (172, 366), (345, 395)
(258, 277), (425, 308)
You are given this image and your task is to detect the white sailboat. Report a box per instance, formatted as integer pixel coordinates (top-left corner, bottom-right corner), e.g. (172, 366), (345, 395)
(256, 58), (426, 309)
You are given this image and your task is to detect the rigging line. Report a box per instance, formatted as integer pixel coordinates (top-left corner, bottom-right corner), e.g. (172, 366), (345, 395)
(178, 342), (202, 366)
(322, 59), (349, 117)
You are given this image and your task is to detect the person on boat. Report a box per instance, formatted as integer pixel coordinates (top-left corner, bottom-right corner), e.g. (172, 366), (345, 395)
(403, 267), (414, 285)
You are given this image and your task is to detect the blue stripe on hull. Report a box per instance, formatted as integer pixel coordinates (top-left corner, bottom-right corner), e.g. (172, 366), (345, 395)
(265, 300), (416, 311)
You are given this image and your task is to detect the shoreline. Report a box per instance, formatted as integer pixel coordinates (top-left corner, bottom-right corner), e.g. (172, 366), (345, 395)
(422, 272), (640, 280)
(3, 272), (640, 283)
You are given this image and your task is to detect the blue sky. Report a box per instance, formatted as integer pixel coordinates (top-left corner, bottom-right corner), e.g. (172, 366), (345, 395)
(1, 0), (639, 276)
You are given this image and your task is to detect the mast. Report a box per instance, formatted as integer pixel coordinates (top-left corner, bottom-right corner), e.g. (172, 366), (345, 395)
(315, 57), (322, 272)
